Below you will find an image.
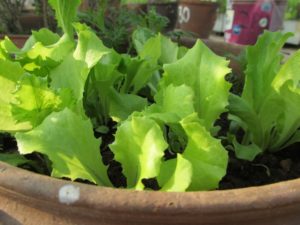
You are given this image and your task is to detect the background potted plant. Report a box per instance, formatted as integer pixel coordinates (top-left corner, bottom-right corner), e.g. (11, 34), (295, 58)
(147, 0), (179, 32)
(213, 0), (226, 33)
(177, 0), (219, 38)
(282, 0), (300, 45)
(0, 0), (29, 47)
(0, 0), (53, 48)
(78, 0), (170, 53)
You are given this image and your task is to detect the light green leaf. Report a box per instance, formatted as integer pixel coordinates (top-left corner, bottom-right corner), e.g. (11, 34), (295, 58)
(180, 114), (228, 191)
(74, 23), (110, 69)
(233, 139), (262, 161)
(162, 40), (231, 130)
(242, 31), (292, 110)
(0, 37), (21, 54)
(109, 91), (147, 122)
(0, 60), (31, 132)
(271, 81), (300, 150)
(137, 33), (184, 64)
(16, 108), (111, 186)
(32, 28), (60, 46)
(228, 93), (264, 146)
(50, 53), (89, 101)
(228, 32), (300, 157)
(110, 116), (168, 190)
(26, 39), (74, 62)
(48, 0), (81, 39)
(132, 28), (156, 54)
(145, 84), (195, 123)
(158, 155), (192, 192)
(11, 74), (73, 128)
(84, 61), (123, 125)
(120, 56), (158, 94)
(273, 50), (300, 90)
(138, 33), (161, 62)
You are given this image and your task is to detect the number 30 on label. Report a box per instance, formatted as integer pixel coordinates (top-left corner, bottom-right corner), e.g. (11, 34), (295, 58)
(178, 6), (191, 24)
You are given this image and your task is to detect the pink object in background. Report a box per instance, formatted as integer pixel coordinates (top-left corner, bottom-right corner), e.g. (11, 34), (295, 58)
(225, 0), (286, 45)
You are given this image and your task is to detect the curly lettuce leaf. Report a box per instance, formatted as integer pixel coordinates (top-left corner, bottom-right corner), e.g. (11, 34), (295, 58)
(228, 31), (300, 160)
(180, 114), (228, 191)
(161, 40), (231, 131)
(74, 23), (110, 69)
(145, 84), (195, 123)
(110, 116), (168, 190)
(270, 51), (300, 150)
(50, 53), (89, 102)
(120, 55), (159, 94)
(157, 154), (192, 192)
(16, 108), (111, 186)
(134, 31), (187, 65)
(0, 60), (31, 132)
(11, 74), (74, 128)
(242, 31), (292, 110)
(22, 28), (60, 52)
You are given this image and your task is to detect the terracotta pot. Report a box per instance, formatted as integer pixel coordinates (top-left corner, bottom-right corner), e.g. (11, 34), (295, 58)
(177, 0), (218, 38)
(1, 40), (298, 225)
(125, 3), (148, 14)
(1, 161), (300, 225)
(0, 34), (29, 48)
(147, 2), (179, 32)
(20, 12), (44, 32)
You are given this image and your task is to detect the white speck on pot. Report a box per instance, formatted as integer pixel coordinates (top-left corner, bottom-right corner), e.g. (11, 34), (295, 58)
(58, 184), (80, 205)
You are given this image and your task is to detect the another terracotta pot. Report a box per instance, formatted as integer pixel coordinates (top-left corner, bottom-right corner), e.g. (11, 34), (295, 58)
(1, 161), (300, 225)
(125, 3), (148, 14)
(177, 0), (218, 38)
(147, 2), (178, 32)
(0, 34), (29, 48)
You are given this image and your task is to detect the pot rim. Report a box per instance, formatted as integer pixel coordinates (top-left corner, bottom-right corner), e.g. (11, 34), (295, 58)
(178, 0), (219, 6)
(1, 161), (300, 215)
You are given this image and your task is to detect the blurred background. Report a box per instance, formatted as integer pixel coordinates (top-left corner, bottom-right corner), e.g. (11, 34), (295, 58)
(0, 0), (299, 48)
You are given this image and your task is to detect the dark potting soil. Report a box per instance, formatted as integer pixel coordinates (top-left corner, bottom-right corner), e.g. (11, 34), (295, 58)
(2, 131), (300, 191)
(219, 143), (300, 190)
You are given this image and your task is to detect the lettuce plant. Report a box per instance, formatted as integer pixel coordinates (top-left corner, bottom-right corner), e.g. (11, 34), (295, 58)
(228, 31), (300, 161)
(0, 0), (232, 191)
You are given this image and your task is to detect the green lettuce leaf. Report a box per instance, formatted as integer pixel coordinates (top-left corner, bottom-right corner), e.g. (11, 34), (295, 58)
(119, 55), (159, 94)
(74, 23), (110, 69)
(180, 114), (228, 191)
(135, 32), (187, 65)
(50, 53), (89, 102)
(49, 0), (81, 39)
(161, 40), (231, 131)
(145, 84), (195, 123)
(0, 60), (31, 132)
(109, 90), (147, 122)
(11, 74), (74, 128)
(26, 39), (74, 62)
(242, 31), (292, 110)
(109, 116), (168, 190)
(228, 31), (300, 160)
(16, 108), (111, 186)
(22, 28), (60, 52)
(157, 154), (192, 192)
(0, 153), (31, 167)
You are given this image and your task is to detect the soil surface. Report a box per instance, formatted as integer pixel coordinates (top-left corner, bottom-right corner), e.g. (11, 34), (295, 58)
(2, 133), (300, 191)
(219, 143), (300, 190)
